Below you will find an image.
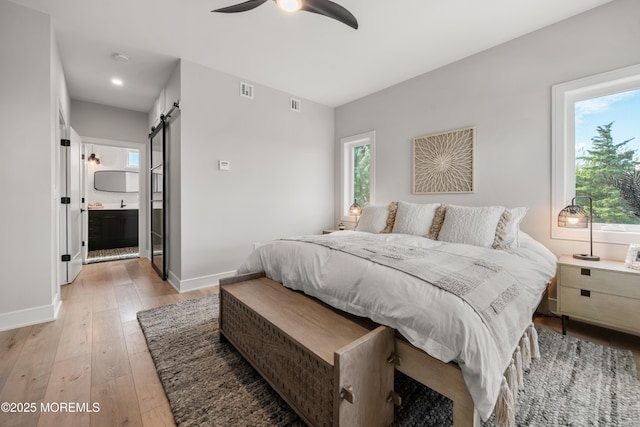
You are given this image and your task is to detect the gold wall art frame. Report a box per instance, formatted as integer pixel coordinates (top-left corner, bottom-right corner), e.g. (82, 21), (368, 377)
(412, 126), (475, 194)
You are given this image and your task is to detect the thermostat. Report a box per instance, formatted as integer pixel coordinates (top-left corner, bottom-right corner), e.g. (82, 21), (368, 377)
(219, 160), (230, 171)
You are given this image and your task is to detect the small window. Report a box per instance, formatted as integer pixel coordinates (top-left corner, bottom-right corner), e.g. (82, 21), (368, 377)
(341, 131), (375, 221)
(126, 149), (140, 169)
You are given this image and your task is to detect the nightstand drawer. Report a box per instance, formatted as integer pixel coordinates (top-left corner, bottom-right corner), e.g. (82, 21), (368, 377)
(559, 265), (640, 299)
(559, 286), (640, 334)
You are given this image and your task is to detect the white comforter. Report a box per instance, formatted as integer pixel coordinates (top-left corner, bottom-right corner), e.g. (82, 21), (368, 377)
(237, 231), (557, 420)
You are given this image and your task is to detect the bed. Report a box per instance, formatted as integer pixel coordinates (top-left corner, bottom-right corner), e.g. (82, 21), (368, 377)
(225, 202), (557, 426)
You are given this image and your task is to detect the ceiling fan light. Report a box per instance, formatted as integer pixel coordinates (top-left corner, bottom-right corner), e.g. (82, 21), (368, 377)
(276, 0), (301, 13)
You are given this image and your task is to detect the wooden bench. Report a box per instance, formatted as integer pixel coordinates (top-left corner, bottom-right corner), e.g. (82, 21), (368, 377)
(219, 273), (395, 427)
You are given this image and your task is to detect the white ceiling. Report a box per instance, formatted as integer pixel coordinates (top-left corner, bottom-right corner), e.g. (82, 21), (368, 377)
(11, 0), (611, 112)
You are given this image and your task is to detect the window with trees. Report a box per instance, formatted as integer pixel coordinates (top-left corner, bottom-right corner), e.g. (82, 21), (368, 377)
(553, 64), (640, 244)
(341, 131), (375, 221)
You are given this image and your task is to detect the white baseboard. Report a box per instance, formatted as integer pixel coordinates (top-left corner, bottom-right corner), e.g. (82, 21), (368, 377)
(167, 269), (236, 293)
(0, 301), (60, 332)
(166, 269), (181, 292)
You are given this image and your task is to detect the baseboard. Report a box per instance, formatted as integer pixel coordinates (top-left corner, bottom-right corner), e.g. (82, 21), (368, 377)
(0, 301), (60, 332)
(166, 269), (181, 292)
(167, 269), (236, 293)
(52, 290), (62, 319)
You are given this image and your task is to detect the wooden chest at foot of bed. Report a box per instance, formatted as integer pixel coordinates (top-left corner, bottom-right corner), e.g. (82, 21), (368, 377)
(219, 274), (395, 427)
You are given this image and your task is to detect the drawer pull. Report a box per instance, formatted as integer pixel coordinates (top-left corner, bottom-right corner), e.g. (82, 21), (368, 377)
(580, 268), (591, 276)
(580, 289), (591, 297)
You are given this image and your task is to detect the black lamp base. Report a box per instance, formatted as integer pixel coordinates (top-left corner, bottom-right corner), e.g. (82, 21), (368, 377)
(573, 253), (600, 261)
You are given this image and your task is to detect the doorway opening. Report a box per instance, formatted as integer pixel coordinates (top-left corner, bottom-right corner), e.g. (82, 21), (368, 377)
(82, 138), (146, 264)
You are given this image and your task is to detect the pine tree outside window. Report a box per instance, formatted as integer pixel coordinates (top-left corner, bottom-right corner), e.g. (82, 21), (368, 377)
(553, 65), (640, 245)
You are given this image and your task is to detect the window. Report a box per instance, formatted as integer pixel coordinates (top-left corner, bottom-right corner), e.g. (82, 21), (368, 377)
(341, 131), (375, 221)
(552, 64), (640, 245)
(126, 149), (140, 169)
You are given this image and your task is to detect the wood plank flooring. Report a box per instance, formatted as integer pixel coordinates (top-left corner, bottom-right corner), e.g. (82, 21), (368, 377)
(0, 258), (217, 427)
(0, 258), (638, 426)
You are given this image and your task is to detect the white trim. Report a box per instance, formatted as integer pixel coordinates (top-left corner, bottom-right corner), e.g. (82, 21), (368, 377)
(340, 131), (375, 222)
(551, 63), (640, 246)
(0, 301), (60, 332)
(167, 269), (235, 293)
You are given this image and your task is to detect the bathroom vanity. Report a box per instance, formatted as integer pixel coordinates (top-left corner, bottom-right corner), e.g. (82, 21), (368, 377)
(88, 209), (138, 251)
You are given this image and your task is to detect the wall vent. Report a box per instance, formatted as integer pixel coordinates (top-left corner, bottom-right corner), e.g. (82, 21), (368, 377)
(290, 97), (301, 112)
(240, 81), (254, 99)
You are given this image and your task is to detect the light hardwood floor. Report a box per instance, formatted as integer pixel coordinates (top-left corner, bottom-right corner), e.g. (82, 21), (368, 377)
(0, 258), (638, 427)
(0, 258), (217, 427)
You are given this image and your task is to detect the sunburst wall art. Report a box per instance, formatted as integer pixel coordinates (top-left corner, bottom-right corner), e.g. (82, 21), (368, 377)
(412, 127), (475, 194)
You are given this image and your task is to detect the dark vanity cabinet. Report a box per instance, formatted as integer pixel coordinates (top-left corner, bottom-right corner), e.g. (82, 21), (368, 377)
(88, 209), (139, 251)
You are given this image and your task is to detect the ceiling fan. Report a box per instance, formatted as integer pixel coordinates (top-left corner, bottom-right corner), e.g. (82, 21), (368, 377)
(212, 0), (358, 30)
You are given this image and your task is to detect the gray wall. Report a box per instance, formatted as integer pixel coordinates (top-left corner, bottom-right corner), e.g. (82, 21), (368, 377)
(164, 59), (335, 290)
(0, 0), (68, 329)
(335, 0), (640, 261)
(71, 100), (149, 144)
(164, 65), (182, 281)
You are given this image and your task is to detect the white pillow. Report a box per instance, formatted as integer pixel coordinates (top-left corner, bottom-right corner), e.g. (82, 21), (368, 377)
(391, 201), (440, 236)
(438, 205), (505, 247)
(493, 207), (528, 249)
(355, 204), (390, 233)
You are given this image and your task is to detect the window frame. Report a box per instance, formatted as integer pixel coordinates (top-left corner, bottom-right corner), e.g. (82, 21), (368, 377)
(340, 131), (375, 222)
(551, 63), (640, 245)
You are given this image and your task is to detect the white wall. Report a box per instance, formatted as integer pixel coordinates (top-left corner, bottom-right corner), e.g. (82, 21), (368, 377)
(0, 0), (68, 330)
(163, 59), (335, 290)
(335, 0), (640, 262)
(85, 144), (140, 207)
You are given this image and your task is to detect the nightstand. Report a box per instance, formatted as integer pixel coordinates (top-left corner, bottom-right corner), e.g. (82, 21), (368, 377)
(556, 255), (640, 336)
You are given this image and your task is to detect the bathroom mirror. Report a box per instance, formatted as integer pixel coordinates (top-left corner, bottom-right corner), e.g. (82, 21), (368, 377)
(94, 170), (139, 192)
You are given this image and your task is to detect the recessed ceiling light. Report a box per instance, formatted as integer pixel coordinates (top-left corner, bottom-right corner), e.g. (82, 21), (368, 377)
(111, 78), (123, 86)
(112, 52), (129, 62)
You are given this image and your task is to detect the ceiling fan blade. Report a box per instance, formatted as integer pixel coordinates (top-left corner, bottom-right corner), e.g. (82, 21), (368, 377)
(212, 0), (269, 13)
(301, 0), (358, 29)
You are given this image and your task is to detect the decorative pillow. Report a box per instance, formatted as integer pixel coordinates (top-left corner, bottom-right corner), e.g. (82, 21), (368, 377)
(355, 204), (392, 233)
(493, 207), (528, 249)
(381, 201), (398, 233)
(437, 205), (505, 248)
(391, 201), (441, 236)
(428, 205), (447, 240)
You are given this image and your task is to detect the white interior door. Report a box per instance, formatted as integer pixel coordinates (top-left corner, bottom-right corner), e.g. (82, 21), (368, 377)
(60, 127), (83, 284)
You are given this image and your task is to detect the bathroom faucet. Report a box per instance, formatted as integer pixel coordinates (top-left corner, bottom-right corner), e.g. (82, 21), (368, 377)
(121, 200), (126, 208)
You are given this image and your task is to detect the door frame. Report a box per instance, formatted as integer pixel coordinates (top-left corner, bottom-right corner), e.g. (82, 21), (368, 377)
(81, 137), (149, 261)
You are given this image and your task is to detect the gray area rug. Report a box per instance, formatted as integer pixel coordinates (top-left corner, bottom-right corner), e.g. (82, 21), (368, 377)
(137, 294), (640, 426)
